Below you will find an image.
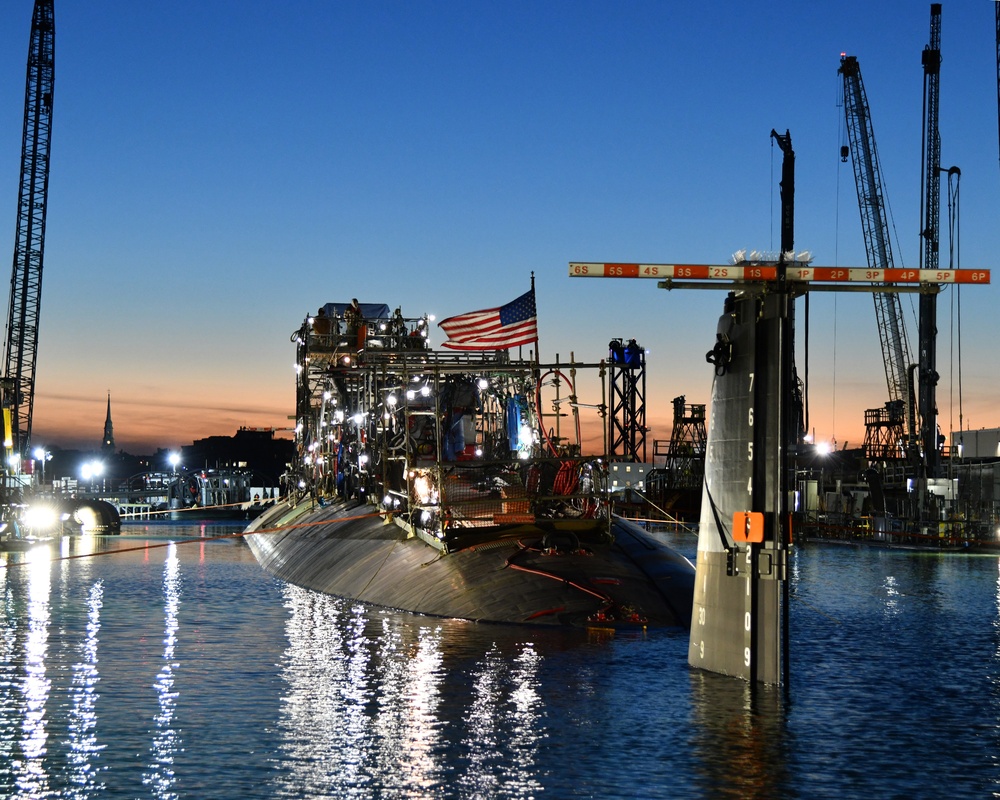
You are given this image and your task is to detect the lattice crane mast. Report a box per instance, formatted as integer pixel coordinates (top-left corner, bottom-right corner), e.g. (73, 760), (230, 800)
(918, 3), (942, 478)
(3, 0), (54, 459)
(838, 55), (916, 452)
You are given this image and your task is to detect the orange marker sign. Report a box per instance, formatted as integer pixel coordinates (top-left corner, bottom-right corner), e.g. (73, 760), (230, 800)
(732, 511), (765, 543)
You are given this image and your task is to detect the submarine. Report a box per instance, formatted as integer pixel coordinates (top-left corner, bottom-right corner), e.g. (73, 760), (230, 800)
(245, 299), (695, 629)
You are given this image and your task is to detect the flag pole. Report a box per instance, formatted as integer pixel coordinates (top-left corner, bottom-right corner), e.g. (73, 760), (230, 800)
(529, 271), (538, 364)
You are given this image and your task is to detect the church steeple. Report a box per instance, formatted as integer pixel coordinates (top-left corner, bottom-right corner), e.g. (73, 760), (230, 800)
(102, 392), (115, 454)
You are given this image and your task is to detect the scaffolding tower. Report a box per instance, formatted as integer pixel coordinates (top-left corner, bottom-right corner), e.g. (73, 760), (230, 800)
(663, 395), (707, 488)
(863, 400), (907, 462)
(607, 338), (646, 462)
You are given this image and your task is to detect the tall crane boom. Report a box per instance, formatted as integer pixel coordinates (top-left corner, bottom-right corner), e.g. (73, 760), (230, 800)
(918, 2), (942, 478)
(920, 4), (942, 274)
(838, 55), (915, 440)
(3, 0), (55, 457)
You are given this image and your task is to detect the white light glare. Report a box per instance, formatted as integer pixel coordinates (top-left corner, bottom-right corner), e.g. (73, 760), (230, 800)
(24, 504), (58, 531)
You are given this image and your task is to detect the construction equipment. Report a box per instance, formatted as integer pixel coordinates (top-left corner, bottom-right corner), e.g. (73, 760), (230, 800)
(918, 3), (942, 479)
(3, 0), (55, 461)
(839, 54), (916, 464)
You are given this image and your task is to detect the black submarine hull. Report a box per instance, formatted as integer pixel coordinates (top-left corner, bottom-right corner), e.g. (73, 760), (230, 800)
(245, 498), (695, 628)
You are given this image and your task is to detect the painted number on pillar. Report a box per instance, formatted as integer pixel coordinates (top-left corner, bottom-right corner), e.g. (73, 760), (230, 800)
(698, 607), (706, 626)
(744, 647), (751, 667)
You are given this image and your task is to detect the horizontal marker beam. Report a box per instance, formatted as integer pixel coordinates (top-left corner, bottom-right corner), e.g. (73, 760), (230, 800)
(568, 262), (990, 285)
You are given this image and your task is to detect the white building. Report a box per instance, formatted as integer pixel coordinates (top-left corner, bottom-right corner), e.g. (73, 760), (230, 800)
(951, 428), (1000, 459)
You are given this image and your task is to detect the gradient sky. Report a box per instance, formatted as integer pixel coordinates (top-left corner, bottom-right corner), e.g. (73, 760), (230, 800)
(0, 1), (997, 455)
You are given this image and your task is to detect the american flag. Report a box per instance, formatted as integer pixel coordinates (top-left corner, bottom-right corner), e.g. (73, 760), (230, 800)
(439, 288), (538, 351)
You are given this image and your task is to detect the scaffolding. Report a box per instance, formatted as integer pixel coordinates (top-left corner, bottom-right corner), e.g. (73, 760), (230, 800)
(663, 395), (707, 488)
(863, 400), (907, 462)
(607, 338), (646, 462)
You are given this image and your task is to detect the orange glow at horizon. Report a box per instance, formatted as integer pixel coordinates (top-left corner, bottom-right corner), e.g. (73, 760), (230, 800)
(28, 359), (992, 459)
(31, 389), (294, 454)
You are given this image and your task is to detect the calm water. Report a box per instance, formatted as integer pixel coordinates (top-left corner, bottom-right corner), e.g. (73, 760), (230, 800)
(2, 521), (999, 799)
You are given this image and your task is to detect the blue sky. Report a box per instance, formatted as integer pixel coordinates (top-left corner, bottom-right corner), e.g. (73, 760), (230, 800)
(1, 0), (997, 454)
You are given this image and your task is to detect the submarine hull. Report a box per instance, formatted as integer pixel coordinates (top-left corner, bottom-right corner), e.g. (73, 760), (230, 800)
(245, 498), (695, 628)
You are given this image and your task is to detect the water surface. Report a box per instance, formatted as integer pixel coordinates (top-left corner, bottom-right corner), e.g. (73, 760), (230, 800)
(1, 522), (997, 798)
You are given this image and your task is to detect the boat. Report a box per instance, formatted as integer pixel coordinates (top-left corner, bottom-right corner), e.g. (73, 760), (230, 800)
(244, 301), (695, 628)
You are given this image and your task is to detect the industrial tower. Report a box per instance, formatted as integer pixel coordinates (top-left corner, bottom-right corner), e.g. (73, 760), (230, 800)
(3, 0), (55, 459)
(839, 54), (916, 467)
(607, 338), (646, 463)
(918, 3), (942, 479)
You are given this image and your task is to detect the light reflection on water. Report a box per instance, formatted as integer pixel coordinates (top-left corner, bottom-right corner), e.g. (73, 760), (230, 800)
(65, 579), (104, 796)
(456, 642), (543, 800)
(273, 588), (548, 800)
(143, 544), (182, 799)
(0, 525), (999, 798)
(15, 546), (53, 798)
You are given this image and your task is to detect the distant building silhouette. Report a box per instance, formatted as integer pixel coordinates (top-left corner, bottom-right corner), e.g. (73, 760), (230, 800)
(101, 392), (115, 454)
(182, 427), (294, 483)
(44, 426), (293, 488)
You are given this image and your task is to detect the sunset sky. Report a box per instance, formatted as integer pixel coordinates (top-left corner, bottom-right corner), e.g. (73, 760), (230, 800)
(1, 1), (997, 456)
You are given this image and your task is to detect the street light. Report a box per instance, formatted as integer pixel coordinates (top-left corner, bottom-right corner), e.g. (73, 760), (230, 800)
(81, 460), (103, 493)
(168, 452), (181, 474)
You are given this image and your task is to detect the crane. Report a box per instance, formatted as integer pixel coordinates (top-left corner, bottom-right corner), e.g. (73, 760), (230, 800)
(918, 3), (942, 479)
(838, 55), (916, 457)
(3, 0), (55, 461)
